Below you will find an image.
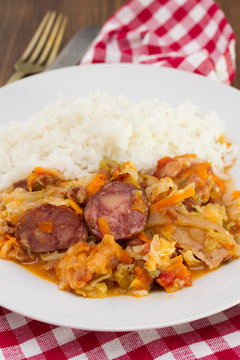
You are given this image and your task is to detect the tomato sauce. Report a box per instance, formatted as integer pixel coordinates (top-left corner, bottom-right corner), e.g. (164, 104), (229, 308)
(21, 260), (57, 283)
(21, 261), (211, 287)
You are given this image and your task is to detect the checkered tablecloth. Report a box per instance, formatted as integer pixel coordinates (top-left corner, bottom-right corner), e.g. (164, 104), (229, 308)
(1, 305), (240, 359)
(1, 0), (239, 359)
(81, 0), (236, 84)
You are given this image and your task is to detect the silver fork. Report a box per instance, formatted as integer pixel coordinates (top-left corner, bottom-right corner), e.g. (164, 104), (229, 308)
(6, 11), (68, 84)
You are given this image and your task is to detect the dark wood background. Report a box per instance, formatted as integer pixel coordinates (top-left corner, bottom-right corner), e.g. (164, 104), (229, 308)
(0, 0), (239, 88)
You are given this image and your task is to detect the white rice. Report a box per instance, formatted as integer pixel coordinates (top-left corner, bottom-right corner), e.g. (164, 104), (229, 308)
(0, 92), (237, 190)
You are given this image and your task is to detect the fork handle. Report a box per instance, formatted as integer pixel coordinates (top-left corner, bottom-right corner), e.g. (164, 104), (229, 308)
(6, 71), (26, 84)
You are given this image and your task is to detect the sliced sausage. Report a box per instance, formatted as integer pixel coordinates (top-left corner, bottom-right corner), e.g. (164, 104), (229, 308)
(84, 181), (149, 240)
(16, 204), (88, 253)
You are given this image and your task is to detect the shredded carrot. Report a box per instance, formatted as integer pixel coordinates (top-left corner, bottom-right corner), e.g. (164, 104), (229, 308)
(178, 162), (211, 181)
(33, 167), (64, 179)
(232, 191), (240, 201)
(0, 241), (5, 249)
(33, 167), (55, 176)
(167, 255), (191, 278)
(27, 173), (39, 192)
(150, 186), (195, 212)
(0, 237), (8, 248)
(66, 199), (83, 214)
(117, 249), (133, 264)
(38, 221), (53, 233)
(10, 237), (20, 246)
(27, 167), (63, 191)
(86, 172), (108, 197)
(98, 217), (112, 236)
(197, 164), (209, 180)
(214, 175), (226, 194)
(0, 237), (20, 258)
(138, 232), (149, 243)
(130, 266), (152, 290)
(10, 215), (20, 223)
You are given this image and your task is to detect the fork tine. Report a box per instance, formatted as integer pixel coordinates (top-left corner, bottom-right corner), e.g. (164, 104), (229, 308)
(6, 11), (68, 84)
(37, 13), (64, 65)
(21, 12), (52, 61)
(28, 11), (57, 63)
(46, 16), (68, 66)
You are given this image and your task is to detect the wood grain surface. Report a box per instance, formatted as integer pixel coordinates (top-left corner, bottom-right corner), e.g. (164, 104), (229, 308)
(0, 0), (239, 88)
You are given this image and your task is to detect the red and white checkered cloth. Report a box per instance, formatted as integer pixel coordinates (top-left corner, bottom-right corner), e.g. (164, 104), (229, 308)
(1, 0), (239, 359)
(1, 305), (240, 359)
(81, 0), (236, 84)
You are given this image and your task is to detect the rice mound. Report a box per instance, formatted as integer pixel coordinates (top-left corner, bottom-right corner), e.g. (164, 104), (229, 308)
(0, 92), (237, 190)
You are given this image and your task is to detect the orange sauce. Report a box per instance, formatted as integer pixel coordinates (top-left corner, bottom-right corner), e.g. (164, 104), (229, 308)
(21, 260), (57, 283)
(20, 261), (211, 291)
(191, 267), (211, 280)
(2, 161), (238, 298)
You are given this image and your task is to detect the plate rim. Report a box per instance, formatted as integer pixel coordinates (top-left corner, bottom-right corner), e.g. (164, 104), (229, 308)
(0, 63), (240, 331)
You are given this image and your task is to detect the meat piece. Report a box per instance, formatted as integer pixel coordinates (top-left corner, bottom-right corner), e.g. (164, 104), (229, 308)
(173, 226), (237, 269)
(183, 198), (198, 212)
(84, 181), (149, 240)
(209, 198), (223, 206)
(13, 174), (62, 192)
(155, 155), (214, 205)
(177, 165), (214, 205)
(154, 156), (191, 179)
(135, 259), (145, 268)
(16, 204), (88, 253)
(65, 185), (87, 204)
(148, 210), (239, 269)
(31, 174), (61, 191)
(165, 206), (179, 221)
(13, 179), (28, 191)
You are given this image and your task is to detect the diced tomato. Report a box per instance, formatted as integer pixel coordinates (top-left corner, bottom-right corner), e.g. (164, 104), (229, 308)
(157, 271), (176, 287)
(157, 255), (192, 292)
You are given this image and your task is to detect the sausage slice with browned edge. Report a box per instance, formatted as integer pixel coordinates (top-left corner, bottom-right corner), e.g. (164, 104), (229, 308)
(84, 181), (149, 240)
(16, 204), (88, 253)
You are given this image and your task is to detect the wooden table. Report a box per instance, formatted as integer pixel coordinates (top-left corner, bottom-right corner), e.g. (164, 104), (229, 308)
(0, 0), (239, 88)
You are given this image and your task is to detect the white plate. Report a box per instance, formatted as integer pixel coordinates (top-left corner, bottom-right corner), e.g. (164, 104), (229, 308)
(0, 64), (240, 331)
